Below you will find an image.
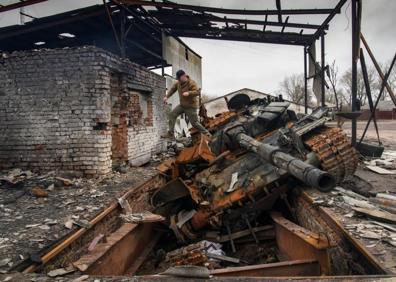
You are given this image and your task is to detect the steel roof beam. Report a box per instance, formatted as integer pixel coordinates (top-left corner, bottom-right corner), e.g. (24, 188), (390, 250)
(169, 29), (313, 46)
(0, 0), (47, 13)
(149, 11), (327, 30)
(114, 0), (335, 16)
(314, 0), (347, 38)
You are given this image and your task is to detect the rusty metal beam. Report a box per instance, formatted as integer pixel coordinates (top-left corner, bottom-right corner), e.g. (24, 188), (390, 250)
(210, 259), (320, 277)
(125, 231), (161, 275)
(22, 175), (166, 273)
(271, 212), (331, 275)
(215, 225), (275, 243)
(0, 0), (47, 13)
(176, 134), (215, 164)
(74, 223), (158, 275)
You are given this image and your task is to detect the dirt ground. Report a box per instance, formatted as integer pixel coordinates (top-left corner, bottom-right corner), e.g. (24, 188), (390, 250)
(339, 120), (396, 192)
(335, 120), (396, 149)
(0, 167), (157, 273)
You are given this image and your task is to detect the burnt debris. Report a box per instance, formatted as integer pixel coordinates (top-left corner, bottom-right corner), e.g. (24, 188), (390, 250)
(147, 94), (359, 275)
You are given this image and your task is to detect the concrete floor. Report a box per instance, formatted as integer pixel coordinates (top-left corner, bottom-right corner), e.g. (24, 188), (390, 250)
(334, 120), (396, 149)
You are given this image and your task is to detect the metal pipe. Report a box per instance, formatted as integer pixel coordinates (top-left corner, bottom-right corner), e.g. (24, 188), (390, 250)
(237, 133), (335, 192)
(359, 48), (381, 144)
(351, 0), (358, 145)
(321, 34), (326, 107)
(304, 46), (308, 114)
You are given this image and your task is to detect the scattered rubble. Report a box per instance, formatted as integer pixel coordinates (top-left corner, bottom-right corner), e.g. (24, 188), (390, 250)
(364, 150), (396, 174)
(151, 139), (190, 163)
(165, 240), (225, 269)
(120, 211), (165, 224)
(47, 267), (75, 277)
(0, 166), (157, 273)
(308, 170), (396, 272)
(0, 169), (33, 186)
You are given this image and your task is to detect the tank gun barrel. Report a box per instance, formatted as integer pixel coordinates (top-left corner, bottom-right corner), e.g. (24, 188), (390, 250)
(236, 133), (335, 192)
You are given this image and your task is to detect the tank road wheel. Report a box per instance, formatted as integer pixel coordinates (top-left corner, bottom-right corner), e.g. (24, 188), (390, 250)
(303, 126), (359, 184)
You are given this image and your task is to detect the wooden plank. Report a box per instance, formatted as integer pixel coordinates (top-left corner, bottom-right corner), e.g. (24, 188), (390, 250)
(366, 165), (396, 175)
(210, 259), (320, 277)
(353, 207), (396, 224)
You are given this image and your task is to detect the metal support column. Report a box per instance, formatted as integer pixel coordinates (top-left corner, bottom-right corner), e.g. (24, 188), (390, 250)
(351, 0), (358, 145)
(321, 34), (325, 107)
(120, 8), (127, 58)
(360, 48), (381, 144)
(304, 46), (308, 114)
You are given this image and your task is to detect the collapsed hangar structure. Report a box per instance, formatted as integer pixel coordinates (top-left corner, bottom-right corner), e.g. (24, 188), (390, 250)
(0, 0), (364, 176)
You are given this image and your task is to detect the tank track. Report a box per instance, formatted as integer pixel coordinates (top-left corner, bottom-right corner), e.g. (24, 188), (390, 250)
(303, 126), (359, 183)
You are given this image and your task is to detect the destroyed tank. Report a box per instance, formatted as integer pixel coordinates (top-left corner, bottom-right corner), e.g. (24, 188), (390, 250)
(154, 93), (358, 244)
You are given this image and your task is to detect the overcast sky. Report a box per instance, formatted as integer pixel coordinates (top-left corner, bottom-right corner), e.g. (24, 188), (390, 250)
(0, 0), (395, 97)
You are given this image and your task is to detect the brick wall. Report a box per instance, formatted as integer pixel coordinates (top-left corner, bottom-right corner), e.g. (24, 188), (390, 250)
(0, 46), (167, 175)
(358, 109), (396, 120)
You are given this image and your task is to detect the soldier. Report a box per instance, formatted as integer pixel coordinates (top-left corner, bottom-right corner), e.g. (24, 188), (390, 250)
(162, 69), (210, 139)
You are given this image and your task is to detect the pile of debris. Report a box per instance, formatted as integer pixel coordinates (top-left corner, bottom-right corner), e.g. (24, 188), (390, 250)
(151, 138), (192, 163)
(312, 185), (396, 245)
(364, 150), (396, 175)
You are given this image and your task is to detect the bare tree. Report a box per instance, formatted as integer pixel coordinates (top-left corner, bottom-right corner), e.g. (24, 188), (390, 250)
(340, 66), (377, 107)
(279, 74), (312, 105)
(326, 60), (340, 109)
(337, 89), (351, 110)
(373, 60), (396, 101)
